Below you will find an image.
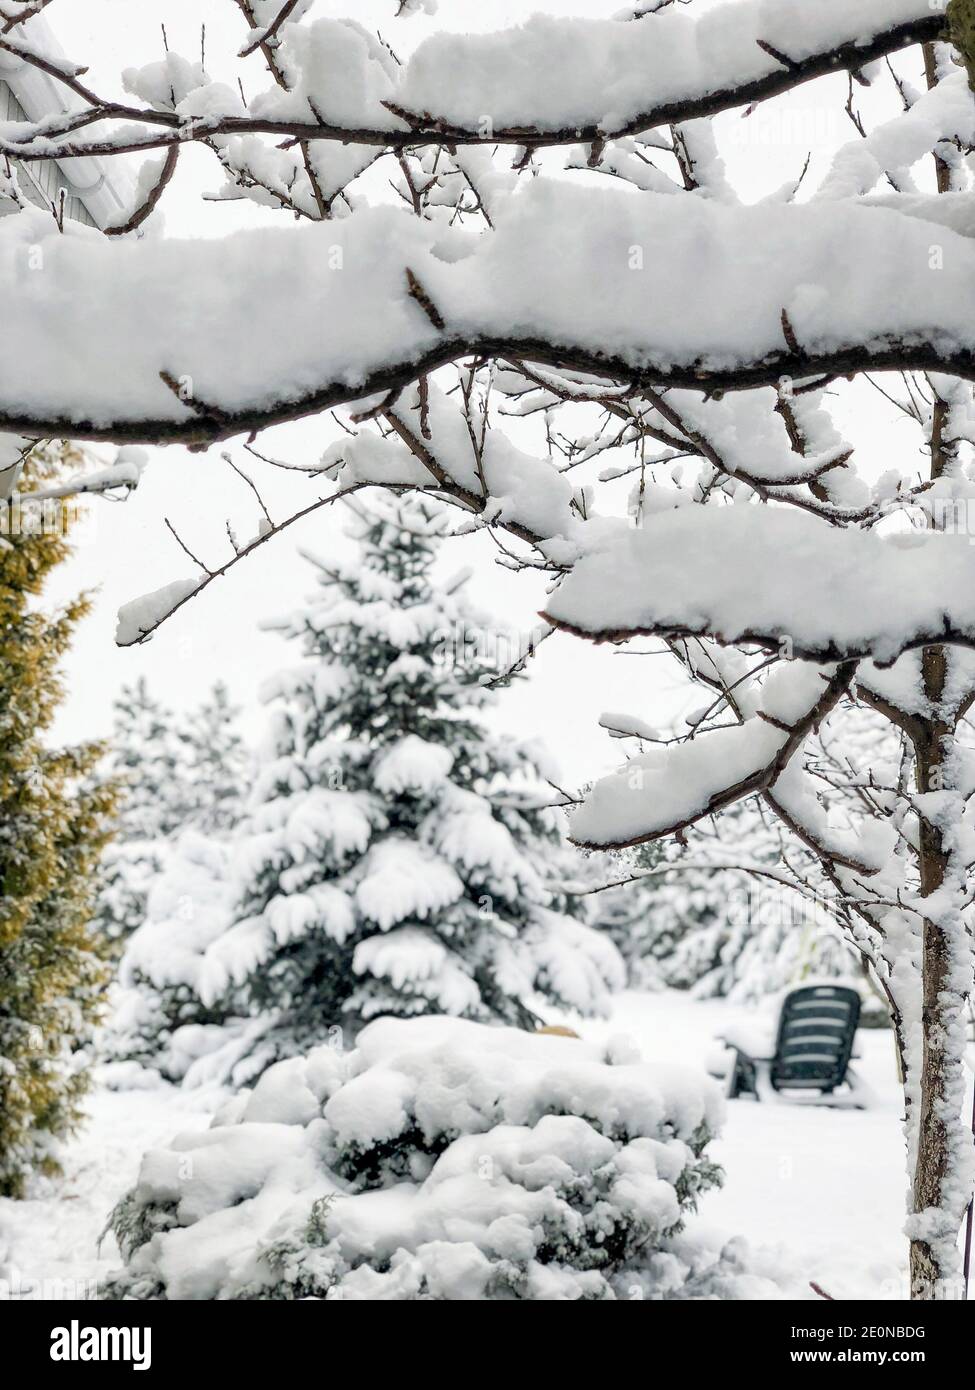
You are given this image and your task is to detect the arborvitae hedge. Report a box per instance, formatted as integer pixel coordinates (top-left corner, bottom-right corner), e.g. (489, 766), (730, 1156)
(0, 445), (116, 1196)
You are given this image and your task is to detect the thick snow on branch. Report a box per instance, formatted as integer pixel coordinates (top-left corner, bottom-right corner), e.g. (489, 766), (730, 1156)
(569, 660), (848, 849)
(640, 387), (856, 488)
(392, 0), (937, 136)
(28, 445), (148, 499)
(1, 203), (439, 438)
(819, 69), (975, 201)
(5, 183), (975, 444)
(543, 506), (975, 665)
(0, 1), (941, 157)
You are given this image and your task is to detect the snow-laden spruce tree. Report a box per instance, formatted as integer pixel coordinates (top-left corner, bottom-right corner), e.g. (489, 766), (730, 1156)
(4, 0), (975, 1298)
(92, 679), (190, 948)
(101, 830), (236, 1080)
(178, 682), (248, 833)
(94, 679), (248, 948)
(100, 684), (248, 1070)
(118, 490), (621, 1082)
(103, 1016), (745, 1301)
(106, 678), (189, 840)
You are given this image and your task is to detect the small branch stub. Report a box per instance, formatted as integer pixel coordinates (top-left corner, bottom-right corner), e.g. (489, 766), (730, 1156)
(405, 268), (446, 330)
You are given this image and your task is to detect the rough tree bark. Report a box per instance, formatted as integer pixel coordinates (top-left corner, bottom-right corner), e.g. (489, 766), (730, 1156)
(907, 56), (975, 1295)
(908, 646), (965, 1298)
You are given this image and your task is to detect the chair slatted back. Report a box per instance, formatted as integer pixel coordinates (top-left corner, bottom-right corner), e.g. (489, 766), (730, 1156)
(770, 985), (860, 1092)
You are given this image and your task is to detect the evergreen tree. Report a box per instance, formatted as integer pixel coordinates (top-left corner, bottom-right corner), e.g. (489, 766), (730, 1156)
(178, 682), (247, 833)
(122, 492), (622, 1080)
(592, 842), (668, 990)
(95, 679), (246, 948)
(108, 677), (189, 841)
(0, 445), (115, 1196)
(101, 686), (248, 1071)
(105, 830), (235, 1078)
(92, 678), (189, 948)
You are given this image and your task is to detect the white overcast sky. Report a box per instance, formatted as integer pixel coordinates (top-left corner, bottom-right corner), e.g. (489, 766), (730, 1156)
(42, 0), (918, 788)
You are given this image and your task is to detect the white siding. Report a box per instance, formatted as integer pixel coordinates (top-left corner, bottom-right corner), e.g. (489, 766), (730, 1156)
(1, 79), (96, 227)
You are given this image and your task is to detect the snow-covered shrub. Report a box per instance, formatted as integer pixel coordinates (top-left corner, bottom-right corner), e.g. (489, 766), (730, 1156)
(104, 1016), (724, 1300)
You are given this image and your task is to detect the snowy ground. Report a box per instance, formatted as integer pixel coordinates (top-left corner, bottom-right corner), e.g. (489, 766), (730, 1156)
(585, 992), (911, 1302)
(0, 1081), (218, 1301)
(0, 991), (917, 1301)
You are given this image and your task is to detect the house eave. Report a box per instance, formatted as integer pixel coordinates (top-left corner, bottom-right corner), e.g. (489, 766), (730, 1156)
(0, 18), (133, 230)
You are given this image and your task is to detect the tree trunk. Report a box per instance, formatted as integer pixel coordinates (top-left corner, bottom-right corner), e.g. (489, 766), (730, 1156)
(909, 647), (971, 1299)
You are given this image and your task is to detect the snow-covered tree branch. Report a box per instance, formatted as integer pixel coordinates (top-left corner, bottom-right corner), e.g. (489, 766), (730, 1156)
(0, 2), (945, 162)
(6, 188), (975, 446)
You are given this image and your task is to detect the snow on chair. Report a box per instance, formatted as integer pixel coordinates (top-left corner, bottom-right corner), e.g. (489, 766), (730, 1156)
(715, 984), (869, 1108)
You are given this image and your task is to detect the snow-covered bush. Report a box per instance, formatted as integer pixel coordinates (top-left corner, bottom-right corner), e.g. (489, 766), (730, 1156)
(104, 1016), (724, 1301)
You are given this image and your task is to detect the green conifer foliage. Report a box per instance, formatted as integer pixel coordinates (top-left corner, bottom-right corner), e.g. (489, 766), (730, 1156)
(0, 445), (115, 1196)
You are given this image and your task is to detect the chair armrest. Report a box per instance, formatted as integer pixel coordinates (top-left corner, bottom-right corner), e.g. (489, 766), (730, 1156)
(720, 1020), (776, 1059)
(715, 1037), (774, 1062)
